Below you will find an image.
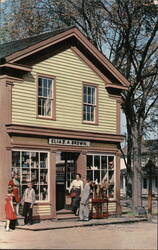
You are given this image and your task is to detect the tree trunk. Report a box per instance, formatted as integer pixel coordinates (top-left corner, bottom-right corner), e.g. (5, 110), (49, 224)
(132, 127), (142, 208)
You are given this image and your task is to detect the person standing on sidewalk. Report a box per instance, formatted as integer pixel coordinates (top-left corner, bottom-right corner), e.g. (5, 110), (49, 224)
(79, 179), (91, 221)
(5, 186), (17, 231)
(21, 182), (36, 225)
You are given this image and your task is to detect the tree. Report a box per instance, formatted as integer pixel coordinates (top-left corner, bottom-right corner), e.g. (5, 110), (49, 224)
(1, 0), (158, 208)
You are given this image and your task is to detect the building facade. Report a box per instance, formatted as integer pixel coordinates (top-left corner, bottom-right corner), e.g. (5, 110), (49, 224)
(0, 27), (129, 220)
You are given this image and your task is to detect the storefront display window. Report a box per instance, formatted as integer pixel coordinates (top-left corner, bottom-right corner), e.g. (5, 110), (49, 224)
(87, 154), (115, 198)
(12, 150), (49, 201)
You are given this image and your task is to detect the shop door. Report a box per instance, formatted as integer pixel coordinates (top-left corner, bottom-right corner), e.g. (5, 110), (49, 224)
(56, 152), (79, 210)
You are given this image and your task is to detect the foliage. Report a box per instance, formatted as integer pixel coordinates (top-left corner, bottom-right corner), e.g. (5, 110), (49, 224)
(1, 0), (158, 206)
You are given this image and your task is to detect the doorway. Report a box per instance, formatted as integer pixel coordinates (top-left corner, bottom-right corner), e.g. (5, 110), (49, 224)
(56, 152), (79, 210)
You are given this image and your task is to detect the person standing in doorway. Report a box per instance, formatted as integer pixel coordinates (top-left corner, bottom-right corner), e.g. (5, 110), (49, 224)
(79, 179), (91, 221)
(69, 173), (83, 215)
(21, 182), (36, 225)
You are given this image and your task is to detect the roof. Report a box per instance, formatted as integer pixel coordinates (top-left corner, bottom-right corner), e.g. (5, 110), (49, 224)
(0, 26), (73, 59)
(0, 26), (130, 89)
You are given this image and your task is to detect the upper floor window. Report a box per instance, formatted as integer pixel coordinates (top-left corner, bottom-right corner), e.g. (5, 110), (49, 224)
(83, 84), (97, 123)
(37, 76), (55, 119)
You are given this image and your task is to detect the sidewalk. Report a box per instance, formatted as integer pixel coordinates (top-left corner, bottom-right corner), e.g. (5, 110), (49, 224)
(15, 215), (148, 231)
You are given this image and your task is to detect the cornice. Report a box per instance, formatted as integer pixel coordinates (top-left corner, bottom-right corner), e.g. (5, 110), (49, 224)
(6, 124), (125, 143)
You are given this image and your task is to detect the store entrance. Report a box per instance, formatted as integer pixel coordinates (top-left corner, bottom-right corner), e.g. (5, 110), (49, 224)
(56, 152), (79, 211)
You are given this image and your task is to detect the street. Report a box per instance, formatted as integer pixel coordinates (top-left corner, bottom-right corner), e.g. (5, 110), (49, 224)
(0, 220), (157, 250)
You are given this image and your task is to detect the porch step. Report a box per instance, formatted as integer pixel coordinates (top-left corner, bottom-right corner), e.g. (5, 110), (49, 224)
(56, 209), (73, 215)
(56, 209), (78, 221)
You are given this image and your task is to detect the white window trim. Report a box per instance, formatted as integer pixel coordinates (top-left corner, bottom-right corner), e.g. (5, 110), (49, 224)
(12, 149), (50, 203)
(38, 76), (54, 118)
(86, 153), (116, 200)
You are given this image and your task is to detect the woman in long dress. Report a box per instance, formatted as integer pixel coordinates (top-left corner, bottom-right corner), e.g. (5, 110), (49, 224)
(69, 173), (83, 215)
(5, 186), (17, 231)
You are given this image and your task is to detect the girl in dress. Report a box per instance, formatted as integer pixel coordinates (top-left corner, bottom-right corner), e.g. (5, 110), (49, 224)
(5, 186), (17, 231)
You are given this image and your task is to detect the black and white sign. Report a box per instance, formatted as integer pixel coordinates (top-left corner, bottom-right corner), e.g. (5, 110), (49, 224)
(48, 138), (90, 147)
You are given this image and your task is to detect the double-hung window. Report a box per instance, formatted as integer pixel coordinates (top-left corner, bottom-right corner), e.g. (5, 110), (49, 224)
(37, 75), (55, 118)
(83, 84), (97, 123)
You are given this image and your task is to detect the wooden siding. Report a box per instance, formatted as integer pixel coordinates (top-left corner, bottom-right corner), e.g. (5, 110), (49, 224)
(19, 204), (51, 217)
(12, 48), (117, 134)
(33, 204), (51, 217)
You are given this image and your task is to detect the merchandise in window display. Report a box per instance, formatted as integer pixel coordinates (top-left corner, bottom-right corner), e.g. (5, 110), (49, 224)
(12, 151), (49, 201)
(101, 160), (114, 197)
(86, 155), (115, 199)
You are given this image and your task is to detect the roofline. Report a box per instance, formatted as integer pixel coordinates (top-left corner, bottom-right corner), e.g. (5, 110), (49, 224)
(5, 27), (130, 88)
(6, 28), (77, 62)
(0, 63), (32, 72)
(0, 75), (23, 82)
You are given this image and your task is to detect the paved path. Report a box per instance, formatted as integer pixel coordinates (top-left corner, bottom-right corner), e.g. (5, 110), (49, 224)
(0, 220), (157, 249)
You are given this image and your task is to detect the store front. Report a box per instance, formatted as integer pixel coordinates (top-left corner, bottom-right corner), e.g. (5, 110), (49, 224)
(8, 133), (121, 219)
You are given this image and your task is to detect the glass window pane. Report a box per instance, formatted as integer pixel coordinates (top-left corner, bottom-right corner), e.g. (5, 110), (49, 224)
(40, 153), (48, 168)
(38, 78), (42, 88)
(40, 185), (48, 200)
(92, 87), (95, 104)
(101, 170), (107, 182)
(83, 94), (87, 103)
(43, 87), (47, 97)
(108, 156), (114, 170)
(43, 98), (51, 116)
(38, 87), (42, 97)
(40, 169), (48, 184)
(94, 155), (100, 169)
(47, 86), (52, 98)
(101, 156), (107, 169)
(87, 170), (93, 181)
(87, 155), (93, 169)
(83, 105), (86, 120)
(31, 169), (39, 184)
(83, 86), (87, 95)
(91, 106), (94, 121)
(31, 152), (39, 168)
(22, 152), (30, 168)
(88, 94), (91, 104)
(48, 79), (52, 90)
(94, 170), (100, 183)
(87, 106), (91, 121)
(43, 78), (47, 89)
(12, 151), (20, 168)
(88, 87), (91, 95)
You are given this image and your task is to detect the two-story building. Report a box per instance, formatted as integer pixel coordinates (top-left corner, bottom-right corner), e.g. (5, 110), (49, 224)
(0, 26), (129, 221)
